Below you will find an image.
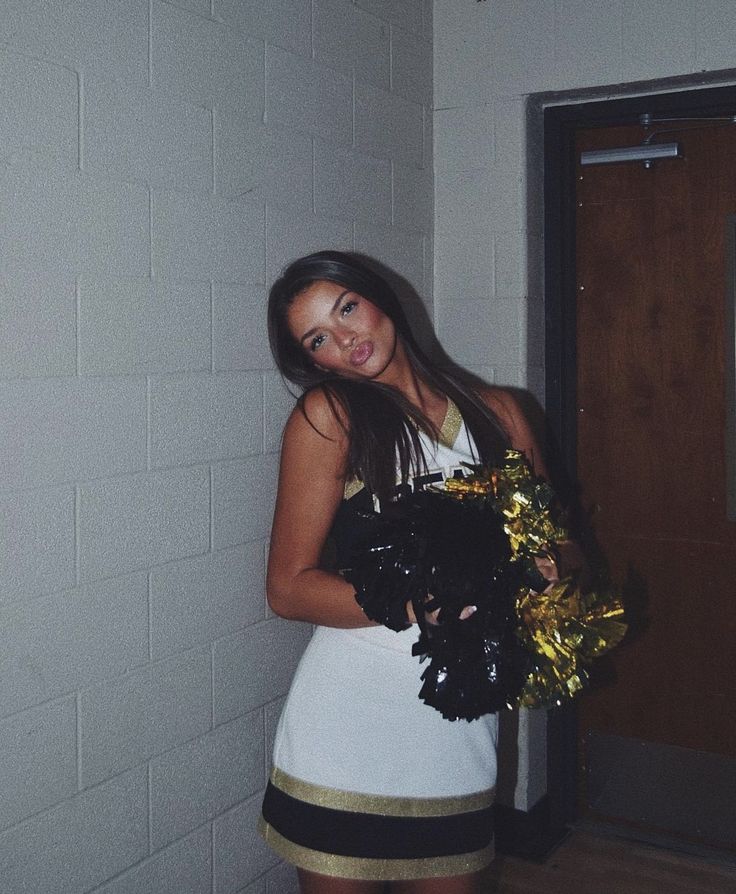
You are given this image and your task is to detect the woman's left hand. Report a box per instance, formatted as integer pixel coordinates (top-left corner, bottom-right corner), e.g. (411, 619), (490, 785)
(534, 540), (586, 589)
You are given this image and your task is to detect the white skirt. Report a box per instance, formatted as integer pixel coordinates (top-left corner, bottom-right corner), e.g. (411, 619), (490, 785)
(259, 623), (498, 881)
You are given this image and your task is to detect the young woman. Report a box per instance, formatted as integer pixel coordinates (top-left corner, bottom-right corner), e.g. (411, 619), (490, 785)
(258, 251), (561, 893)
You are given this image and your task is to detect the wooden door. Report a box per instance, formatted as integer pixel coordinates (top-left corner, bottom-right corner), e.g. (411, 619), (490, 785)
(574, 122), (736, 850)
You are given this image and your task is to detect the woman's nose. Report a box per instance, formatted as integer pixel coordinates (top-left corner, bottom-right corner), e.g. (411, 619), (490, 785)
(337, 329), (356, 348)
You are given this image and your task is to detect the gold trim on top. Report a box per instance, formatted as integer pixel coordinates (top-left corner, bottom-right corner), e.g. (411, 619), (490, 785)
(258, 816), (494, 882)
(269, 768), (495, 817)
(341, 397), (464, 499)
(343, 476), (365, 500)
(438, 397), (463, 449)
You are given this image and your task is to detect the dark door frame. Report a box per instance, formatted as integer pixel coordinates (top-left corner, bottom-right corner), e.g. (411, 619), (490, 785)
(538, 77), (736, 846)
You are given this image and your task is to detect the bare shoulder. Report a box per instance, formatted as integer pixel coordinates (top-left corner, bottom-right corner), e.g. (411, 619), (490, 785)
(477, 386), (548, 477)
(284, 385), (349, 447)
(477, 386), (526, 433)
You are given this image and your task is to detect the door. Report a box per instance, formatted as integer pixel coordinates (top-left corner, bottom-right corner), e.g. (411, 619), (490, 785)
(574, 120), (736, 850)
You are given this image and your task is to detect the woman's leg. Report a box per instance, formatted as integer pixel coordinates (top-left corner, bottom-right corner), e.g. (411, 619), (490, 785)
(391, 869), (489, 894)
(297, 868), (387, 894)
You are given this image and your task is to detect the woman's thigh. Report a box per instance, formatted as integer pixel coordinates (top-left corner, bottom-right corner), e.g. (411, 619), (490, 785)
(391, 869), (490, 894)
(297, 869), (387, 894)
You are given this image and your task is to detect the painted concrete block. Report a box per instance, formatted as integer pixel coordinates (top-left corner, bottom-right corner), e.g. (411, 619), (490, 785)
(265, 45), (352, 146)
(434, 228), (494, 303)
(215, 0), (312, 56)
(211, 453), (279, 549)
(0, 697), (76, 831)
(393, 160), (433, 233)
(212, 281), (273, 372)
(554, 0), (623, 89)
(215, 116), (312, 213)
(432, 0), (493, 107)
(152, 187), (265, 283)
(79, 649), (212, 787)
(434, 105), (494, 173)
(0, 377), (146, 490)
(265, 861), (299, 894)
(355, 0), (422, 34)
(0, 273), (75, 378)
(0, 0), (148, 85)
(212, 617), (311, 726)
(265, 206), (353, 289)
(0, 157), (149, 277)
(435, 168), (493, 237)
(354, 222), (425, 297)
(264, 697), (286, 781)
(0, 487), (75, 602)
(489, 0), (556, 95)
(355, 82), (423, 166)
(150, 543), (265, 658)
(79, 276), (210, 375)
(261, 371), (297, 455)
(493, 97), (525, 175)
(494, 230), (527, 299)
(150, 371), (263, 466)
(0, 573), (148, 718)
(314, 143), (392, 224)
(85, 79), (213, 191)
(696, 1), (736, 71)
(391, 25), (432, 106)
(622, 0), (696, 82)
(94, 827), (211, 894)
(150, 711), (264, 849)
(0, 768), (148, 894)
(79, 467), (209, 581)
(437, 297), (525, 370)
(213, 793), (280, 894)
(0, 50), (77, 165)
(164, 0), (211, 14)
(314, 0), (391, 90)
(153, 2), (264, 116)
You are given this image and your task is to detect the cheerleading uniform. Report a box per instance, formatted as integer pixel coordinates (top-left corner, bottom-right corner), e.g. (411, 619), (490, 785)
(259, 401), (499, 881)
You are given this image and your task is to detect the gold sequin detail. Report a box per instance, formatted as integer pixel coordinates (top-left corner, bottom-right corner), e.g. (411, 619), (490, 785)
(343, 476), (365, 500)
(258, 816), (494, 881)
(438, 397), (462, 449)
(270, 768), (495, 817)
(342, 398), (464, 499)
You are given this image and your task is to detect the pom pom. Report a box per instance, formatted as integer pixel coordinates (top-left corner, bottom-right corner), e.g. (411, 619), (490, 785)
(344, 449), (627, 721)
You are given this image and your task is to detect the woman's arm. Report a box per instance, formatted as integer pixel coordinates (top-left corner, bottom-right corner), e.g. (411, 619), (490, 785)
(266, 389), (378, 628)
(481, 387), (584, 582)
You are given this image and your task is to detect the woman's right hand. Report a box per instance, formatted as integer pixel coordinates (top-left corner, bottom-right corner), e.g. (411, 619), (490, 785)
(405, 599), (477, 626)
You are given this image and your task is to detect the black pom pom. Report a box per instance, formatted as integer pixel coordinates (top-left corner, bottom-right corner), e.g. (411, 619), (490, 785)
(345, 489), (531, 719)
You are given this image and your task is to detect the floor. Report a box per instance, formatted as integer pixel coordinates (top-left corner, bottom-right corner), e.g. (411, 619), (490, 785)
(486, 829), (736, 894)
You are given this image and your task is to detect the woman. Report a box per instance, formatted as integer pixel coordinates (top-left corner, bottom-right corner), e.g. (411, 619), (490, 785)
(258, 251), (561, 893)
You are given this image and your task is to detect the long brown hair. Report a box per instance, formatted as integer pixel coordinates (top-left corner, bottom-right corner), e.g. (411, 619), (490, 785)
(268, 251), (509, 500)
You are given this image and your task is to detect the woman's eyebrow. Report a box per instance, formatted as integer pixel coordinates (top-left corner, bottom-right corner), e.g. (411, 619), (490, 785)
(299, 290), (350, 344)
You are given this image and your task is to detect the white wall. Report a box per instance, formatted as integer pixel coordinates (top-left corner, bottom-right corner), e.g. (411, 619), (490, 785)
(0, 3), (433, 893)
(433, 0), (736, 812)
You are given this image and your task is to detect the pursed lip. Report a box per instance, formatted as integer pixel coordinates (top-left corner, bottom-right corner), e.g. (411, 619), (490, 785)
(349, 341), (374, 366)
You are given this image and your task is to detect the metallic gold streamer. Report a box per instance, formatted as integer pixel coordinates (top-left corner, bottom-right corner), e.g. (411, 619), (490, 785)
(442, 450), (627, 709)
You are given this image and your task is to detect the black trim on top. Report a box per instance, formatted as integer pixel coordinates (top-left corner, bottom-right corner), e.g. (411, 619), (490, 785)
(261, 782), (494, 861)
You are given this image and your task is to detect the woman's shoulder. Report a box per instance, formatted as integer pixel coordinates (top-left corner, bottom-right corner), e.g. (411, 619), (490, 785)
(285, 384), (350, 445)
(474, 385), (524, 429)
(475, 385), (547, 476)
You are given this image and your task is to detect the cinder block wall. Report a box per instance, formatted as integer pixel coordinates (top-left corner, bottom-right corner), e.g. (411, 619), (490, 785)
(433, 0), (736, 813)
(0, 3), (432, 893)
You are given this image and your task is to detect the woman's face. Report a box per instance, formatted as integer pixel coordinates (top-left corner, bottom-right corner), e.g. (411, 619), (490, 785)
(286, 279), (399, 381)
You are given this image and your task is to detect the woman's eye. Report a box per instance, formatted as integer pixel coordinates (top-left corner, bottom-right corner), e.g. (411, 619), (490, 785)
(310, 334), (326, 352)
(341, 300), (357, 316)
